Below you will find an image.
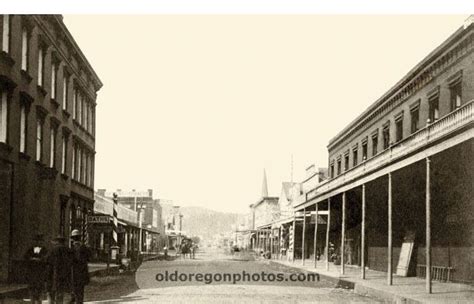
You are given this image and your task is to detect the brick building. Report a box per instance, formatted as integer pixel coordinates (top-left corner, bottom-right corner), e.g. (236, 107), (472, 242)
(0, 15), (102, 282)
(293, 17), (474, 288)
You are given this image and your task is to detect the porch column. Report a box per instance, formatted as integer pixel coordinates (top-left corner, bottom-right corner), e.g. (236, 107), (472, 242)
(326, 197), (331, 271)
(313, 203), (319, 268)
(292, 218), (296, 263)
(256, 230), (260, 252)
(388, 172), (393, 285)
(302, 207), (306, 265)
(361, 184), (366, 279)
(426, 157), (432, 293)
(341, 192), (346, 275)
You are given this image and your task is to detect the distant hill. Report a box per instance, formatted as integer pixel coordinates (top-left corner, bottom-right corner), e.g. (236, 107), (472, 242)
(160, 202), (244, 241)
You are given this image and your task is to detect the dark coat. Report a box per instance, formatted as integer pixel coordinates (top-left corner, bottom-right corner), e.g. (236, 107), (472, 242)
(71, 242), (90, 287)
(46, 243), (73, 292)
(23, 245), (48, 288)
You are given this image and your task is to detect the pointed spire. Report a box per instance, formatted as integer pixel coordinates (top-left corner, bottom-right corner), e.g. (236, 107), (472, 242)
(261, 168), (269, 198)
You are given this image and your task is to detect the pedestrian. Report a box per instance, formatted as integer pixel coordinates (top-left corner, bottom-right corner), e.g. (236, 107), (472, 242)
(46, 235), (73, 304)
(70, 229), (91, 304)
(23, 233), (48, 304)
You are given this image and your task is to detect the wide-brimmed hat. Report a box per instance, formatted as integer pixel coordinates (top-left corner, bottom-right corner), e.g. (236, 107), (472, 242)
(71, 229), (81, 237)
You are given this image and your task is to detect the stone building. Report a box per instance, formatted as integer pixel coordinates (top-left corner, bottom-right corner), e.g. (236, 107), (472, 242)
(0, 15), (102, 282)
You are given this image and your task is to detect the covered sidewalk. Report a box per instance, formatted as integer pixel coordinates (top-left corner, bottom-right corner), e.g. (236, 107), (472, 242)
(270, 258), (474, 303)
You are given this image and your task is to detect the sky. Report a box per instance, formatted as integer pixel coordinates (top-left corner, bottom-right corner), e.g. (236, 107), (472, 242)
(62, 15), (467, 213)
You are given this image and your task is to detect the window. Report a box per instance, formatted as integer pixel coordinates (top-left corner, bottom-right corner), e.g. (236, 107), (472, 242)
(71, 144), (76, 179)
(395, 115), (403, 142)
(20, 104), (27, 152)
(38, 47), (44, 87)
(78, 93), (82, 124)
(330, 163), (334, 179)
(428, 97), (439, 122)
(450, 81), (462, 111)
(352, 146), (358, 167)
(51, 62), (57, 99)
(59, 202), (66, 236)
(372, 130), (379, 156)
(72, 89), (77, 119)
(411, 107), (419, 134)
(62, 74), (68, 111)
(362, 140), (368, 161)
(2, 15), (10, 53)
(337, 157), (341, 175)
(21, 27), (28, 71)
(78, 147), (82, 182)
(382, 124), (390, 150)
(36, 118), (43, 161)
(61, 135), (67, 174)
(0, 90), (7, 143)
(84, 102), (88, 129)
(49, 126), (56, 168)
(344, 152), (349, 171)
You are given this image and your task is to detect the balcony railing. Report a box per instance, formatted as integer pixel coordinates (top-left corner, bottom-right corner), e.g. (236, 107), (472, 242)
(306, 100), (473, 202)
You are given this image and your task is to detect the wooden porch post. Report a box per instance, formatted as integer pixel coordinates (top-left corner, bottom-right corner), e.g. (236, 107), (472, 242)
(341, 192), (346, 275)
(361, 184), (366, 279)
(314, 203), (319, 268)
(426, 157), (432, 293)
(388, 172), (393, 285)
(302, 207), (306, 265)
(326, 198), (331, 271)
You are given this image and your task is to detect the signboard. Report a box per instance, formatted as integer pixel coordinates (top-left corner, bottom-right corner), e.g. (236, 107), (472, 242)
(396, 232), (416, 277)
(88, 215), (110, 224)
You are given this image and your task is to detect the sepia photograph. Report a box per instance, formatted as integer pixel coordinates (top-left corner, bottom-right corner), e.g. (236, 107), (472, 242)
(0, 1), (473, 303)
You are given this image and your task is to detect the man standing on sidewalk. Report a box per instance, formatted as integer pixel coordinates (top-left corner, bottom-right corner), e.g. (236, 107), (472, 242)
(46, 236), (73, 304)
(23, 233), (48, 304)
(70, 229), (91, 304)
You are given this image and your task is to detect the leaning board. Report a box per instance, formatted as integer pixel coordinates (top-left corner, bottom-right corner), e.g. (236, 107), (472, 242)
(396, 241), (414, 276)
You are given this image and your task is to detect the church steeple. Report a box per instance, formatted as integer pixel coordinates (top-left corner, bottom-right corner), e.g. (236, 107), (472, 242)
(261, 168), (269, 198)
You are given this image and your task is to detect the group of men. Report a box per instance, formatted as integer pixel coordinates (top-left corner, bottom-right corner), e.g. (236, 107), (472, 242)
(23, 230), (91, 304)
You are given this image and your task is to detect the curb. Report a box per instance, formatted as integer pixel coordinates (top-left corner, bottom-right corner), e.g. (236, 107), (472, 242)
(267, 260), (422, 304)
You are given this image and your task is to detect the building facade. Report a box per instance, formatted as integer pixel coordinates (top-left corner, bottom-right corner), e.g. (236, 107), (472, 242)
(294, 18), (474, 287)
(0, 15), (102, 282)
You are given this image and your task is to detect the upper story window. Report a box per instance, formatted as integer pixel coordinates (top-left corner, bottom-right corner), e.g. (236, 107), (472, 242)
(2, 15), (11, 53)
(62, 73), (69, 111)
(362, 139), (368, 161)
(371, 130), (378, 156)
(450, 79), (462, 111)
(337, 157), (342, 175)
(50, 124), (57, 168)
(344, 151), (349, 171)
(330, 162), (334, 179)
(21, 27), (29, 71)
(395, 112), (403, 142)
(61, 134), (67, 174)
(36, 118), (43, 162)
(382, 122), (390, 150)
(38, 47), (45, 87)
(352, 145), (358, 167)
(0, 89), (7, 143)
(410, 101), (420, 134)
(51, 61), (58, 100)
(72, 88), (77, 119)
(428, 97), (439, 122)
(71, 143), (76, 180)
(78, 93), (83, 124)
(20, 104), (27, 153)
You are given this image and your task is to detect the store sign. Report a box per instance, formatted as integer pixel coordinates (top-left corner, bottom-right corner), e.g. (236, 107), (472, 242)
(88, 215), (110, 224)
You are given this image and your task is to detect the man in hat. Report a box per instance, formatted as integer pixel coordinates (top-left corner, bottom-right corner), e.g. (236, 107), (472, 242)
(23, 233), (48, 304)
(70, 229), (91, 304)
(46, 235), (73, 304)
